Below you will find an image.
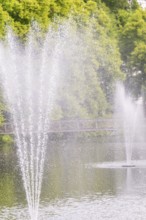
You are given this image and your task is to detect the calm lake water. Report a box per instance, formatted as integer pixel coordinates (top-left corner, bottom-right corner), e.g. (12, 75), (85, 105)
(0, 135), (146, 220)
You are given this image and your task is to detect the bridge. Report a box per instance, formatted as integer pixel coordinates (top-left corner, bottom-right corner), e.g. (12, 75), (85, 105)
(0, 119), (118, 135)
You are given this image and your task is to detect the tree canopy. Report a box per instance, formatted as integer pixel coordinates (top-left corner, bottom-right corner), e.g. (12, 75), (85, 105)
(0, 0), (145, 121)
(117, 6), (146, 96)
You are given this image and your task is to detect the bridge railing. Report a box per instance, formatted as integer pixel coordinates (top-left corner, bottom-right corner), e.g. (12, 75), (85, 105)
(1, 118), (146, 134)
(0, 119), (118, 134)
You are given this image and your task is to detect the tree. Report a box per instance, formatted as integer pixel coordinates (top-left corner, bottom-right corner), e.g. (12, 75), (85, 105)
(100, 0), (139, 12)
(118, 8), (146, 96)
(0, 0), (124, 119)
(101, 0), (130, 12)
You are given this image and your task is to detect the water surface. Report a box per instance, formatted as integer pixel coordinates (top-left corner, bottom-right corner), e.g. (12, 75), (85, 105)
(0, 136), (146, 220)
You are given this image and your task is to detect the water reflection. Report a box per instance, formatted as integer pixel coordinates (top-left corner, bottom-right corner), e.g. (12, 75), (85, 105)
(0, 137), (146, 219)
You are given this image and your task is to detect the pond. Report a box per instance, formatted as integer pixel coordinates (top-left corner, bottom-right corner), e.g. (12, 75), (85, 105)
(0, 135), (146, 220)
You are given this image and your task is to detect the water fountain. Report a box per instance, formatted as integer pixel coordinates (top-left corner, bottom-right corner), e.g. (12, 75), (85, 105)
(88, 82), (146, 169)
(115, 82), (146, 167)
(0, 19), (146, 220)
(0, 25), (66, 220)
(0, 20), (95, 219)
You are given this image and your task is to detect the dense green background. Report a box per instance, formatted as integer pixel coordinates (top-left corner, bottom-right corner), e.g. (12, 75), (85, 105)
(0, 0), (145, 126)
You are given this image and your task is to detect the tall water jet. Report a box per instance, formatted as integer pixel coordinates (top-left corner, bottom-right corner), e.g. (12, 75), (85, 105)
(0, 19), (99, 219)
(0, 24), (69, 220)
(114, 82), (145, 166)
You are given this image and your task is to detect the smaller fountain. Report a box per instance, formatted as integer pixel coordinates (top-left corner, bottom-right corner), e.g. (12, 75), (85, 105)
(115, 82), (146, 168)
(87, 82), (146, 169)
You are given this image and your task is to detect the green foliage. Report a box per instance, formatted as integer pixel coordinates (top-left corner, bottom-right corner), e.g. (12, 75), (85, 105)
(118, 7), (146, 95)
(0, 0), (125, 121)
(0, 4), (11, 38)
(101, 0), (139, 12)
(2, 135), (13, 144)
(101, 0), (130, 12)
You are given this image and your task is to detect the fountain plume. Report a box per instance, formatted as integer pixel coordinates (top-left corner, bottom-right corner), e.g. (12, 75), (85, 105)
(0, 23), (67, 220)
(114, 82), (146, 165)
(0, 19), (97, 219)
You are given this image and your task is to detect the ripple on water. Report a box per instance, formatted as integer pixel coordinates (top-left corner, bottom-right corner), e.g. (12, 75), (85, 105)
(0, 194), (146, 220)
